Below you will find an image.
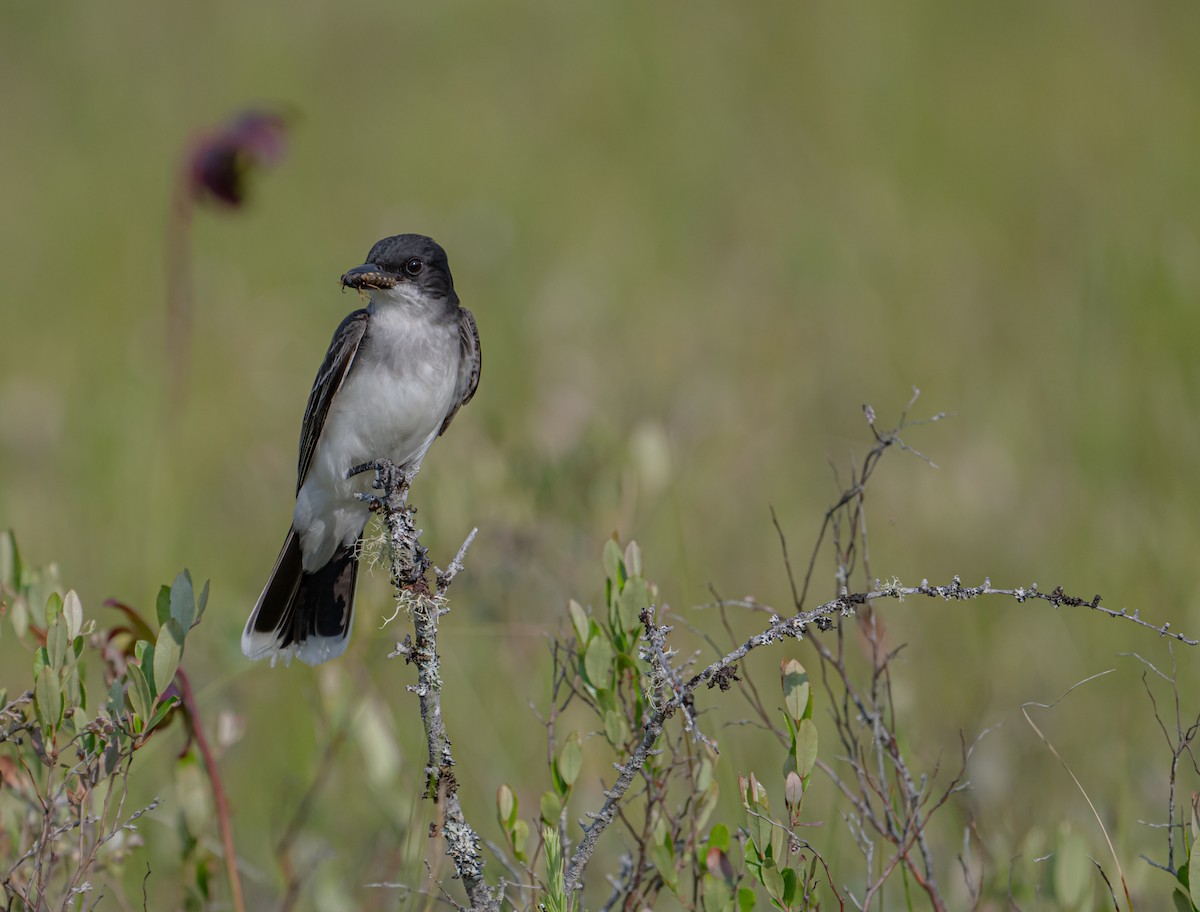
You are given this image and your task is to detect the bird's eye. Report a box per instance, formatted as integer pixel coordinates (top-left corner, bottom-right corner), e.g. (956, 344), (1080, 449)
(404, 258), (423, 276)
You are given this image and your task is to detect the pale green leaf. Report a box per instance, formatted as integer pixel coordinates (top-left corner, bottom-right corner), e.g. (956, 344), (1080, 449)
(127, 663), (152, 722)
(650, 840), (679, 895)
(35, 666), (63, 729)
(497, 784), (517, 827)
(539, 790), (561, 825)
(623, 540), (643, 577)
(603, 708), (629, 747)
(194, 579), (209, 627)
(781, 659), (810, 723)
(62, 590), (83, 639)
(557, 733), (583, 787)
(760, 860), (784, 903)
(154, 619), (184, 694)
(0, 530), (21, 588)
(695, 780), (719, 831)
(794, 718), (818, 779)
(568, 599), (589, 646)
(583, 633), (614, 690)
(47, 615), (68, 670)
(618, 576), (649, 631)
(602, 538), (624, 586)
(511, 818), (529, 862)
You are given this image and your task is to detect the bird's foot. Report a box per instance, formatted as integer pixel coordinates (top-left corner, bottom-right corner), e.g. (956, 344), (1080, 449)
(348, 459), (419, 510)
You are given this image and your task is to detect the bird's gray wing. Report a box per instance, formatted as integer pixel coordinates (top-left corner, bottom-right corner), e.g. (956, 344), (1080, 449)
(296, 309), (370, 492)
(438, 307), (481, 436)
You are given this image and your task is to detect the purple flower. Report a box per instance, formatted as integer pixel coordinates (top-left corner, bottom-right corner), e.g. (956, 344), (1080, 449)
(188, 109), (289, 207)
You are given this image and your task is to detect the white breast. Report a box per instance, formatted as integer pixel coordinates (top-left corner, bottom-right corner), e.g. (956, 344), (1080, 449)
(293, 297), (461, 570)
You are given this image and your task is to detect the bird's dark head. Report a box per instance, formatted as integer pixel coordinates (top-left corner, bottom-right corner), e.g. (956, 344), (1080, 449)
(340, 234), (456, 300)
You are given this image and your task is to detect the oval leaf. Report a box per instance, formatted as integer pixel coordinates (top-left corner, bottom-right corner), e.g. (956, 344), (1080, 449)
(781, 659), (810, 723)
(63, 590), (83, 640)
(618, 577), (650, 631)
(154, 619), (184, 694)
(170, 569), (196, 632)
(557, 733), (583, 787)
(602, 538), (624, 587)
(568, 599), (589, 646)
(35, 666), (63, 729)
(583, 634), (614, 690)
(539, 790), (561, 825)
(795, 718), (818, 779)
(497, 784), (517, 827)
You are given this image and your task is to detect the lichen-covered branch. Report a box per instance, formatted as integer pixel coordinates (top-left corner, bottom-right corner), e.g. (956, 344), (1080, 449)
(562, 576), (1198, 896)
(351, 459), (497, 912)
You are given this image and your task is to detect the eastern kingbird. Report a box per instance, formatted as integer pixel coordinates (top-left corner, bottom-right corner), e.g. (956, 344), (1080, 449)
(242, 234), (481, 666)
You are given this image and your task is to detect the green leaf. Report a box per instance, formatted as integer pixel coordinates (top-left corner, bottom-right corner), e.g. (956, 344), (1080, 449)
(170, 569), (196, 632)
(511, 818), (529, 863)
(557, 732), (583, 788)
(539, 790), (561, 825)
(107, 678), (126, 716)
(44, 591), (62, 629)
(769, 817), (785, 863)
(760, 860), (785, 903)
(618, 576), (650, 632)
(35, 666), (63, 730)
(623, 540), (643, 578)
(708, 823), (731, 853)
(127, 662), (153, 723)
(497, 784), (517, 828)
(603, 709), (629, 747)
(602, 538), (624, 588)
(702, 877), (735, 912)
(63, 663), (83, 709)
(62, 590), (83, 639)
(145, 695), (178, 734)
(695, 780), (719, 831)
(583, 633), (614, 690)
(47, 615), (68, 670)
(194, 579), (209, 627)
(154, 619), (185, 694)
(737, 887), (756, 912)
(650, 839), (680, 895)
(568, 599), (589, 646)
(781, 659), (810, 723)
(794, 719), (818, 779)
(781, 868), (798, 908)
(155, 584), (172, 627)
(9, 592), (28, 638)
(0, 529), (21, 588)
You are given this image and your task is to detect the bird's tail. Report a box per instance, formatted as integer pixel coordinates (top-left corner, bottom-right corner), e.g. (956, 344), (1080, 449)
(242, 528), (359, 667)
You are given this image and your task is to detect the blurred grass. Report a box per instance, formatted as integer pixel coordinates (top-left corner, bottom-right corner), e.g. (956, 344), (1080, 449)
(3, 0), (1200, 907)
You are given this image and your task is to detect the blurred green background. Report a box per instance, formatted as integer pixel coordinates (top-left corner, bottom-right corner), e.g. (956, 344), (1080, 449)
(3, 0), (1200, 907)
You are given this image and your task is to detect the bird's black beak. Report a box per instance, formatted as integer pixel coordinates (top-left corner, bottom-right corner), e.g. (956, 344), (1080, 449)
(340, 263), (399, 290)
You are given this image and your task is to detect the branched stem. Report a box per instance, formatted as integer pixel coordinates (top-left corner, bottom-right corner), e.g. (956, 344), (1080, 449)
(350, 458), (497, 912)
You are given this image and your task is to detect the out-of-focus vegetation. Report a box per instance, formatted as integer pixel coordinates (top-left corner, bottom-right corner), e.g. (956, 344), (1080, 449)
(2, 1), (1199, 908)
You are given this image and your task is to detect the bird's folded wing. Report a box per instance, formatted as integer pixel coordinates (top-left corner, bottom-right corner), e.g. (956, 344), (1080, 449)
(296, 309), (370, 491)
(439, 307), (482, 437)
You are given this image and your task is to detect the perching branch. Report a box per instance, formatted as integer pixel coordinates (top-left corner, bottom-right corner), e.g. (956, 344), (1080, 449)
(349, 459), (498, 912)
